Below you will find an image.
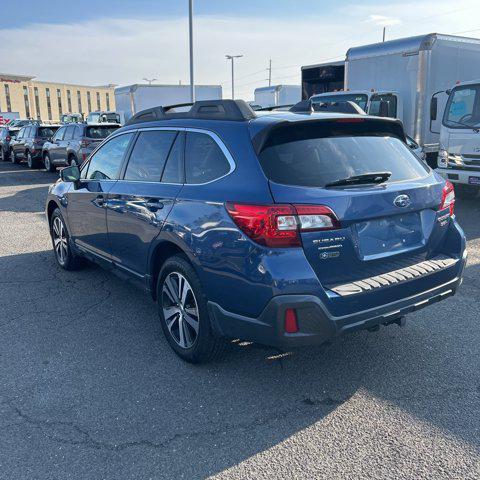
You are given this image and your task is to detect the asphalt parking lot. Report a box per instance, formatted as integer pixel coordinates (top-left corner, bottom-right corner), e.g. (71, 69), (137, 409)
(0, 161), (479, 480)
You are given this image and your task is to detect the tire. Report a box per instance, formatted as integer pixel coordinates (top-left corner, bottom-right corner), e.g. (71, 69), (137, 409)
(3, 148), (9, 162)
(157, 255), (227, 363)
(26, 151), (38, 169)
(455, 184), (479, 199)
(11, 149), (19, 164)
(44, 153), (55, 172)
(49, 209), (84, 270)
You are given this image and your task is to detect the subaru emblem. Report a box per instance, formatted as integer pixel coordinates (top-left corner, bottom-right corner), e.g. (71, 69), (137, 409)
(394, 194), (411, 208)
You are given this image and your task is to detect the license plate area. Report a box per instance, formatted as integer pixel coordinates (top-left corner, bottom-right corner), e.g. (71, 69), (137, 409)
(468, 176), (480, 185)
(354, 212), (425, 260)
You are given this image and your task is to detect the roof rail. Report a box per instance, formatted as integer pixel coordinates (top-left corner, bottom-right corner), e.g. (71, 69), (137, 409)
(125, 99), (256, 125)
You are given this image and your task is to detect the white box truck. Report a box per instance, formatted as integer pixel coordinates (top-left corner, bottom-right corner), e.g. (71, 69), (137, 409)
(435, 80), (480, 198)
(310, 34), (480, 166)
(115, 84), (222, 122)
(254, 85), (301, 108)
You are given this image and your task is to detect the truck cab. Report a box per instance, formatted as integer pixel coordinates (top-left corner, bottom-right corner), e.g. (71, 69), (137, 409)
(436, 80), (480, 198)
(310, 90), (403, 121)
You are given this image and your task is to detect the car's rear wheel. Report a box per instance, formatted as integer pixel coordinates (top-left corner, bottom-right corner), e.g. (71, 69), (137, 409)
(44, 153), (55, 172)
(455, 184), (479, 199)
(26, 151), (38, 169)
(157, 255), (227, 363)
(50, 209), (84, 270)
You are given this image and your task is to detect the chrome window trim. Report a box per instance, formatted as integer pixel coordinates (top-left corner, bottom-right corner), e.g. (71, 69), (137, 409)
(83, 126), (237, 185)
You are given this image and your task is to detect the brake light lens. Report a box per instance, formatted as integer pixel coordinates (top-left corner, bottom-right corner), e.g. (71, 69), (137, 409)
(440, 180), (455, 216)
(5, 135), (11, 142)
(225, 203), (340, 248)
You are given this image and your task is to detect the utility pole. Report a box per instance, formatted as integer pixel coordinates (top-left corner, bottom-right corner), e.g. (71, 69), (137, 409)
(225, 54), (243, 99)
(189, 0), (195, 102)
(268, 59), (272, 86)
(143, 78), (157, 85)
(383, 27), (386, 42)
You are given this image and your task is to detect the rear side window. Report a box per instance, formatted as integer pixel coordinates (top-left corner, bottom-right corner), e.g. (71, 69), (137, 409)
(124, 130), (177, 182)
(86, 126), (119, 139)
(38, 127), (58, 138)
(185, 132), (231, 184)
(86, 133), (133, 180)
(258, 122), (428, 188)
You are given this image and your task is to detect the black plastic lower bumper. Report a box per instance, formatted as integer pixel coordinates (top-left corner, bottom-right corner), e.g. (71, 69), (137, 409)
(208, 275), (463, 350)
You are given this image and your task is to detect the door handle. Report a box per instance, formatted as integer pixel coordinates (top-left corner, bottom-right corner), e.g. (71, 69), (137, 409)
(145, 199), (164, 211)
(93, 195), (106, 207)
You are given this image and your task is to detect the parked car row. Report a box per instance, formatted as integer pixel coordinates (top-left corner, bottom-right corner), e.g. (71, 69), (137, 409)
(0, 122), (120, 170)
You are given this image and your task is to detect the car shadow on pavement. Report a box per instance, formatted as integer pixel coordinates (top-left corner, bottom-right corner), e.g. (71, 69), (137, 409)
(0, 185), (52, 213)
(0, 248), (478, 479)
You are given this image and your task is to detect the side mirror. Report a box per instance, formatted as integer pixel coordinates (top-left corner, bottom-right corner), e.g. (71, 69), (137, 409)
(430, 97), (438, 121)
(60, 165), (80, 184)
(379, 100), (389, 117)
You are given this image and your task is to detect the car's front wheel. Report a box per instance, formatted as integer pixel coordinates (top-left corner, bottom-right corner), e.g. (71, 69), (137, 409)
(157, 255), (227, 363)
(11, 149), (19, 164)
(44, 153), (55, 172)
(50, 209), (84, 270)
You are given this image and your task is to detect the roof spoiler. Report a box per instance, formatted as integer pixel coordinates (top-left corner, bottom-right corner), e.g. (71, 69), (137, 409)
(125, 99), (257, 125)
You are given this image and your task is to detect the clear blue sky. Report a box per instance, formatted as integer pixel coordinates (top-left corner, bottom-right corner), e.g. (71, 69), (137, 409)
(2, 0), (369, 28)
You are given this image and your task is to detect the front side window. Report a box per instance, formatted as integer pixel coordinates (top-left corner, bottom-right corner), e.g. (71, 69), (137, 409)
(258, 123), (428, 188)
(124, 130), (177, 182)
(185, 132), (231, 184)
(443, 85), (480, 128)
(52, 127), (66, 142)
(86, 133), (133, 180)
(64, 125), (75, 140)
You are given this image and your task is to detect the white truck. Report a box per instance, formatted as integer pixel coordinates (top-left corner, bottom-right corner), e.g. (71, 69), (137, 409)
(115, 84), (222, 122)
(435, 80), (480, 198)
(254, 85), (301, 108)
(310, 33), (480, 166)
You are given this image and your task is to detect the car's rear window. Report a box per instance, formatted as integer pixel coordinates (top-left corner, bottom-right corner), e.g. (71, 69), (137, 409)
(86, 126), (119, 139)
(258, 122), (428, 188)
(38, 127), (59, 138)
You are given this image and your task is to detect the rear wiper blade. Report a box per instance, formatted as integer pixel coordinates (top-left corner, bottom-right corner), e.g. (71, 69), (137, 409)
(325, 172), (392, 188)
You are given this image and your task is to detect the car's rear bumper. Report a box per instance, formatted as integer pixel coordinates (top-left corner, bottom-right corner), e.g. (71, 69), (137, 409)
(208, 257), (466, 350)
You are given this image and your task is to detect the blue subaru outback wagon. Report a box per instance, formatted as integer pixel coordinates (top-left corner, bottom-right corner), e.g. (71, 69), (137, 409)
(46, 100), (466, 363)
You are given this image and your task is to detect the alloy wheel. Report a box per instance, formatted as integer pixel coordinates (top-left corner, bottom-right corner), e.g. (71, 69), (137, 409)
(27, 152), (32, 168)
(161, 272), (200, 349)
(44, 155), (51, 170)
(52, 216), (68, 266)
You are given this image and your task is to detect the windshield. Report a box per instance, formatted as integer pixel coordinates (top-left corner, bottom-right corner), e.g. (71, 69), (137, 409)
(443, 84), (480, 128)
(311, 93), (368, 111)
(102, 113), (120, 123)
(88, 113), (101, 123)
(86, 125), (119, 139)
(258, 127), (428, 188)
(38, 127), (59, 138)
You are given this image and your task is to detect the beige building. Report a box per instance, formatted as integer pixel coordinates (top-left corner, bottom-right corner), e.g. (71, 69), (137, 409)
(0, 73), (116, 122)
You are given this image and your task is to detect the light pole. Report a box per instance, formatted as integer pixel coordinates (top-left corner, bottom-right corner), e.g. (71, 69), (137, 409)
(143, 78), (157, 85)
(225, 55), (243, 99)
(189, 0), (195, 102)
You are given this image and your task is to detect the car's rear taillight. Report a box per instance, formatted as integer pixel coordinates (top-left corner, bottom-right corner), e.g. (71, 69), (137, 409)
(225, 203), (340, 248)
(5, 135), (11, 142)
(440, 180), (455, 216)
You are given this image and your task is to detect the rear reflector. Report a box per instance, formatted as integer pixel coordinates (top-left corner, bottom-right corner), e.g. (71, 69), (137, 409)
(439, 180), (455, 216)
(225, 203), (340, 248)
(284, 308), (298, 333)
